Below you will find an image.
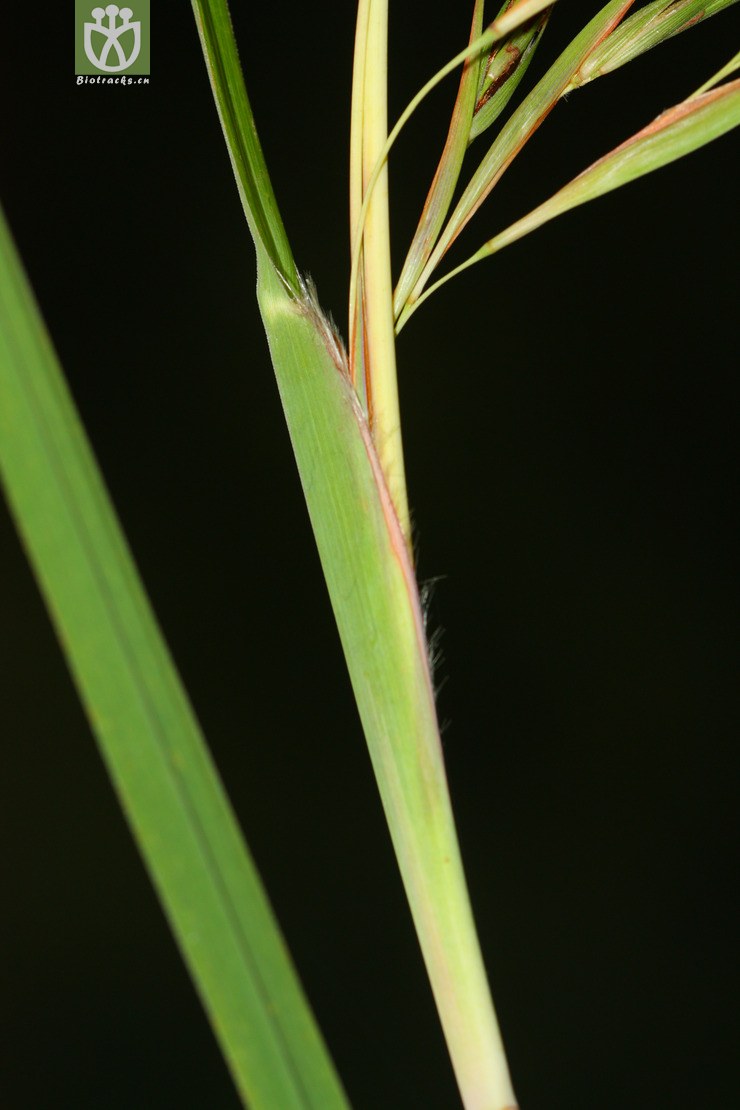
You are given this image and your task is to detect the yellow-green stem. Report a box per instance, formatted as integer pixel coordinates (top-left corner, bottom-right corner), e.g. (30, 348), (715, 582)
(349, 0), (371, 404)
(356, 0), (411, 545)
(350, 0), (370, 256)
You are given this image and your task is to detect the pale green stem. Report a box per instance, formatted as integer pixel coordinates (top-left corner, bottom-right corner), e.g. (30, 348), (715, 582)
(350, 0), (371, 252)
(348, 8), (520, 1106)
(348, 0), (558, 542)
(349, 0), (371, 401)
(348, 20), (491, 354)
(358, 0), (411, 545)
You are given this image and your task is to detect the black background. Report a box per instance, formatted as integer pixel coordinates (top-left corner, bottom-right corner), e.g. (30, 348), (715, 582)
(2, 2), (738, 1107)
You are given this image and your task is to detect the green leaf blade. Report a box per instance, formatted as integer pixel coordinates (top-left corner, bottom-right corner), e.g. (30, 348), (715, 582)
(193, 0), (297, 286)
(0, 206), (348, 1110)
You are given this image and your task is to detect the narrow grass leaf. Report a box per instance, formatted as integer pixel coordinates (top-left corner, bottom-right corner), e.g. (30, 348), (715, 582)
(0, 206), (348, 1110)
(404, 79), (740, 320)
(402, 0), (636, 313)
(566, 0), (739, 90)
(192, 0), (297, 286)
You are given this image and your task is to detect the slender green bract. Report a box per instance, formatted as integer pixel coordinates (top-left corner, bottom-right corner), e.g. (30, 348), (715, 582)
(481, 78), (740, 253)
(345, 0), (557, 328)
(403, 0), (635, 312)
(0, 214), (346, 1109)
(400, 76), (740, 322)
(392, 0), (553, 316)
(392, 0), (485, 318)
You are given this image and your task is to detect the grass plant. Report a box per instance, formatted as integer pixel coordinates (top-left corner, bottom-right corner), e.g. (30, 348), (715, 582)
(1, 1), (738, 1106)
